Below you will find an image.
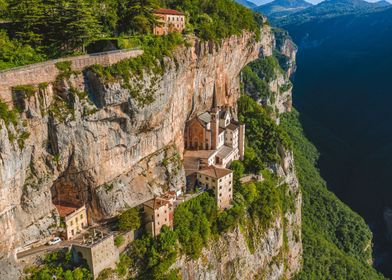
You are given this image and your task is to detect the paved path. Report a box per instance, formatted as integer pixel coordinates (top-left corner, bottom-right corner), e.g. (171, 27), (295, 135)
(16, 241), (73, 259)
(16, 226), (113, 260)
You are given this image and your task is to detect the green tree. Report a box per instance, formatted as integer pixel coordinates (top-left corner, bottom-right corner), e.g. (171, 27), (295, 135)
(7, 0), (45, 45)
(87, 0), (119, 34)
(0, 30), (44, 70)
(64, 0), (102, 52)
(118, 207), (141, 231)
(118, 0), (160, 34)
(0, 0), (8, 19)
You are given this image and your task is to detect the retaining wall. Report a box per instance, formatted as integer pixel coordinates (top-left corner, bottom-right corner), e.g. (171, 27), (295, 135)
(0, 49), (143, 104)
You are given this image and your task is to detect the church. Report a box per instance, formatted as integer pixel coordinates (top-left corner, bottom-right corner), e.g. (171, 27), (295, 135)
(184, 105), (245, 168)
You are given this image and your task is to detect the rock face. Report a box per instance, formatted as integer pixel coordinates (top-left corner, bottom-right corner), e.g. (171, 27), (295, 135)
(265, 29), (298, 121)
(0, 28), (274, 277)
(0, 22), (302, 279)
(274, 29), (298, 78)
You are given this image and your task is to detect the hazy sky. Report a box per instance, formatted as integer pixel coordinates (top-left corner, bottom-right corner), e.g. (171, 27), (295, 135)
(251, 0), (391, 4)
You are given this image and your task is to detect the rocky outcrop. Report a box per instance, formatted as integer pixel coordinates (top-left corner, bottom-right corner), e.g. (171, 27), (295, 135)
(268, 29), (297, 121)
(0, 28), (274, 277)
(274, 28), (297, 78)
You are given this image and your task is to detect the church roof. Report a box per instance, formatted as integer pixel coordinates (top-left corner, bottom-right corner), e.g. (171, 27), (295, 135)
(198, 112), (211, 124)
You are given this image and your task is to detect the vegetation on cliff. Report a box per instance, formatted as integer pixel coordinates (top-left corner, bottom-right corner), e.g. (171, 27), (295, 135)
(161, 0), (260, 41)
(0, 0), (260, 70)
(238, 94), (291, 168)
(25, 250), (92, 280)
(108, 93), (295, 279)
(281, 110), (385, 280)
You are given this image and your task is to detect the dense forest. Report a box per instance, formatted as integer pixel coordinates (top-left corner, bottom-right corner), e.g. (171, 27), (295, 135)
(240, 45), (385, 278)
(281, 110), (385, 279)
(0, 0), (259, 70)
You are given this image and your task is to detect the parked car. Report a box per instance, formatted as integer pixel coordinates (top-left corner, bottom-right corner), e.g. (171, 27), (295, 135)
(47, 237), (62, 245)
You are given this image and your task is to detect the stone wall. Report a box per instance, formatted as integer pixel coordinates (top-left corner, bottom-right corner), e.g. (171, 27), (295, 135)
(0, 49), (143, 105)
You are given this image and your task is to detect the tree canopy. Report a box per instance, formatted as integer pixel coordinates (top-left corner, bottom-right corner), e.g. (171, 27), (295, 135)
(0, 0), (261, 69)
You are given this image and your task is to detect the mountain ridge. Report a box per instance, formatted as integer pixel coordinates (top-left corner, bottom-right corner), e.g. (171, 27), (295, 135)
(277, 0), (392, 26)
(255, 0), (313, 20)
(235, 0), (259, 8)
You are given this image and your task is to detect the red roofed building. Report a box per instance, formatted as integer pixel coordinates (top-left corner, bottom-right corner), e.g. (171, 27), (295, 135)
(153, 8), (185, 36)
(54, 202), (88, 240)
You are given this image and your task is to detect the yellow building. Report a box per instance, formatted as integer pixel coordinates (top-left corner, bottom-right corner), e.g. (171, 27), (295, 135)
(54, 202), (88, 240)
(197, 166), (233, 210)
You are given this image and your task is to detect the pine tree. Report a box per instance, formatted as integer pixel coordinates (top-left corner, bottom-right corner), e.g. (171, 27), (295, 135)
(119, 0), (160, 34)
(0, 0), (7, 20)
(64, 0), (102, 52)
(7, 0), (45, 45)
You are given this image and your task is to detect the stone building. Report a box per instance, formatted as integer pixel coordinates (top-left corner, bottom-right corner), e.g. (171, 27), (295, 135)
(197, 166), (233, 210)
(72, 230), (119, 279)
(184, 105), (245, 168)
(153, 8), (186, 36)
(143, 192), (176, 237)
(54, 202), (88, 240)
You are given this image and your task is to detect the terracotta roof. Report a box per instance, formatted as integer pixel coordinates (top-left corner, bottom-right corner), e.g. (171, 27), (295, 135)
(54, 202), (80, 218)
(161, 191), (177, 201)
(198, 165), (232, 179)
(153, 8), (185, 16)
(184, 149), (217, 160)
(143, 197), (172, 210)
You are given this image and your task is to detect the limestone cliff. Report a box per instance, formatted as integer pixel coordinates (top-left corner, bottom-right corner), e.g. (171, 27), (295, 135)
(0, 21), (302, 279)
(0, 27), (274, 277)
(269, 29), (297, 120)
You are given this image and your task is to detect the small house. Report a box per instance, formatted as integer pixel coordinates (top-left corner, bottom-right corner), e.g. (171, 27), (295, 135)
(153, 8), (186, 35)
(54, 202), (88, 240)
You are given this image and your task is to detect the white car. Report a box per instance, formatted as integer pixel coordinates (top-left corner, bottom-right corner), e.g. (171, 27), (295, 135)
(48, 237), (62, 245)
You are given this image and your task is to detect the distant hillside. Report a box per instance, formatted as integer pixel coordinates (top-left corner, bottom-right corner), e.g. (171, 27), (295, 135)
(235, 0), (258, 8)
(255, 0), (313, 20)
(281, 5), (392, 277)
(278, 0), (391, 26)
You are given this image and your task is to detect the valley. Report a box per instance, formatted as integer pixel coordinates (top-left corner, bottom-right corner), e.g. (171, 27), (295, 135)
(280, 4), (392, 277)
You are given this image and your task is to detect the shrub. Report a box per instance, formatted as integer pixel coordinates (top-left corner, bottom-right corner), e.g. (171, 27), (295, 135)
(114, 235), (125, 247)
(117, 207), (141, 232)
